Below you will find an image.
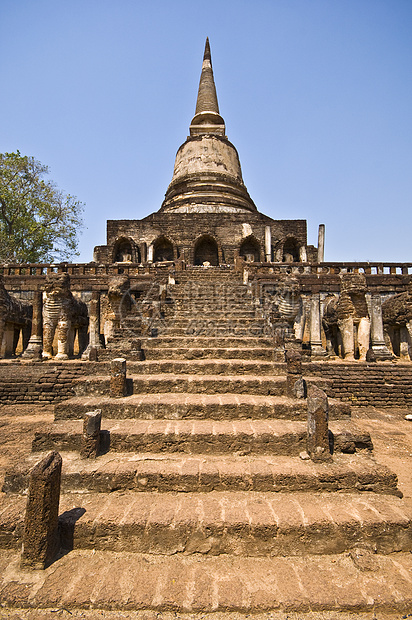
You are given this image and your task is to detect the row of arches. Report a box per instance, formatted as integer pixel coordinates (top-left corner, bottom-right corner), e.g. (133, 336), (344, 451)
(113, 235), (303, 265)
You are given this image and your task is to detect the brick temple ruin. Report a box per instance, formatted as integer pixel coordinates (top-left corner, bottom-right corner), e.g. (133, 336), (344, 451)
(0, 39), (411, 615)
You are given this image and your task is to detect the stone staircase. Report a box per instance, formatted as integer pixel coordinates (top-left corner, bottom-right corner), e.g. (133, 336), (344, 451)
(1, 267), (412, 615)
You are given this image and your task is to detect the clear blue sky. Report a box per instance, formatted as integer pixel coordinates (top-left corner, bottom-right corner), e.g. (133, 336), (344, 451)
(1, 0), (411, 263)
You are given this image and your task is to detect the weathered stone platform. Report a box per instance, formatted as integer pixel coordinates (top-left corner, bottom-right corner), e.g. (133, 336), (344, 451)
(0, 549), (411, 617)
(54, 392), (351, 420)
(1, 268), (411, 616)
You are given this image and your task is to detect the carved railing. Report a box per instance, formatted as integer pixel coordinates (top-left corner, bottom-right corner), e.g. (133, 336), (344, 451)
(0, 262), (159, 278)
(1, 260), (411, 279)
(243, 262), (412, 276)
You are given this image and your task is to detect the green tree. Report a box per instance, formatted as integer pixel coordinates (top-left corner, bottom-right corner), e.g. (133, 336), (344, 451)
(0, 151), (84, 263)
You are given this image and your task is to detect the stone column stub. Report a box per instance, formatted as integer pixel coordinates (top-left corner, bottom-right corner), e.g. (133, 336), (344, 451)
(21, 451), (62, 570)
(130, 338), (145, 360)
(370, 293), (393, 360)
(399, 327), (410, 361)
(110, 358), (127, 397)
(265, 226), (271, 262)
(285, 349), (306, 398)
(310, 293), (326, 357)
(317, 224), (325, 263)
(285, 349), (302, 374)
(22, 291), (43, 360)
(82, 291), (102, 360)
(306, 385), (332, 462)
(81, 410), (102, 458)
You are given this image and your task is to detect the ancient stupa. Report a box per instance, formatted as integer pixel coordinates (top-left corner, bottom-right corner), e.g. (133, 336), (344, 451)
(93, 38), (318, 266)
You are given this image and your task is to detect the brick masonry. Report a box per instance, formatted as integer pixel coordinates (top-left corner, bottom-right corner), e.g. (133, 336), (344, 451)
(98, 212), (310, 265)
(0, 359), (411, 407)
(306, 361), (412, 407)
(0, 361), (102, 404)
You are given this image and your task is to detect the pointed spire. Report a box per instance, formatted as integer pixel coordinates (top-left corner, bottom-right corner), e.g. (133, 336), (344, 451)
(195, 37), (219, 115)
(203, 36), (211, 61)
(190, 38), (225, 136)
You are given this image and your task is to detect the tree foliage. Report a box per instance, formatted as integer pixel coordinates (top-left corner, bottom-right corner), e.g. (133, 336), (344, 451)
(0, 151), (84, 263)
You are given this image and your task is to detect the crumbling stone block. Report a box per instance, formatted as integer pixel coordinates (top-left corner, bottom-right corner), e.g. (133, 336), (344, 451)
(307, 385), (332, 462)
(285, 349), (306, 398)
(87, 346), (98, 362)
(285, 349), (302, 375)
(131, 339), (144, 360)
(80, 409), (102, 458)
(110, 358), (127, 397)
(286, 374), (307, 399)
(21, 451), (62, 570)
(175, 258), (185, 271)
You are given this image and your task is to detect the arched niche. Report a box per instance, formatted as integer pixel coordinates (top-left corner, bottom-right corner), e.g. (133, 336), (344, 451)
(239, 236), (260, 263)
(113, 238), (139, 263)
(282, 237), (300, 263)
(153, 236), (174, 262)
(194, 235), (219, 266)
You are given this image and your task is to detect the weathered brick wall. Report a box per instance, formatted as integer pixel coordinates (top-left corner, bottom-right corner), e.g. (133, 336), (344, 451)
(305, 362), (412, 407)
(0, 361), (103, 404)
(102, 212), (308, 265)
(1, 360), (411, 407)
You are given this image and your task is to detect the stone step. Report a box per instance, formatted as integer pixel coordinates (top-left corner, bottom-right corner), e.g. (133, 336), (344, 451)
(73, 374), (297, 397)
(166, 312), (260, 320)
(172, 282), (245, 288)
(0, 548), (411, 614)
(141, 336), (275, 347)
(54, 393), (351, 421)
(168, 286), (253, 294)
(124, 323), (269, 336)
(142, 347), (275, 360)
(102, 340), (277, 358)
(169, 302), (257, 310)
(170, 297), (256, 305)
(140, 326), (270, 338)
(73, 375), (331, 398)
(173, 276), (242, 284)
(103, 359), (284, 375)
(1, 490), (409, 555)
(168, 309), (260, 316)
(149, 285), (251, 293)
(3, 452), (400, 496)
(176, 270), (237, 276)
(164, 320), (267, 329)
(174, 277), (241, 282)
(172, 280), (245, 286)
(31, 419), (371, 456)
(125, 312), (262, 322)
(169, 296), (255, 305)
(161, 313), (264, 323)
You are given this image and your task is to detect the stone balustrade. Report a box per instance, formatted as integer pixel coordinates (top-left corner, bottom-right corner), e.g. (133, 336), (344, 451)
(245, 261), (412, 276)
(1, 260), (411, 279)
(0, 262), (148, 277)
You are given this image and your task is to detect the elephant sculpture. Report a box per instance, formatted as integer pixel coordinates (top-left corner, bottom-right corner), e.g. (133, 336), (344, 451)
(103, 274), (131, 342)
(0, 276), (32, 358)
(42, 273), (88, 359)
(382, 279), (412, 360)
(264, 274), (305, 344)
(323, 273), (370, 361)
